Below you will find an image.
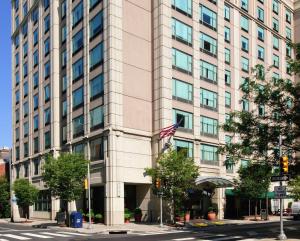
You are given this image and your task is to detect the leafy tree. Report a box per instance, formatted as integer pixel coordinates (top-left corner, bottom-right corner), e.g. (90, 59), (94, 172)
(0, 177), (10, 218)
(145, 148), (199, 222)
(13, 179), (39, 220)
(42, 153), (88, 221)
(288, 176), (300, 200)
(234, 162), (272, 220)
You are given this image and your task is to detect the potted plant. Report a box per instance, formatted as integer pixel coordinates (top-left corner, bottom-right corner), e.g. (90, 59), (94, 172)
(134, 208), (142, 222)
(86, 209), (95, 223)
(207, 204), (218, 220)
(94, 213), (103, 223)
(124, 208), (132, 223)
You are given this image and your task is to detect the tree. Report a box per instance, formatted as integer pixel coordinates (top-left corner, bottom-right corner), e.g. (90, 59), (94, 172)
(13, 179), (39, 220)
(145, 148), (199, 222)
(288, 176), (300, 200)
(0, 177), (10, 218)
(233, 162), (272, 220)
(42, 153), (88, 220)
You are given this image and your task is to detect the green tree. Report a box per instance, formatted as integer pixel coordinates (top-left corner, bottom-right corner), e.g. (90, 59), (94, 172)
(13, 179), (39, 220)
(234, 162), (272, 220)
(145, 148), (199, 222)
(42, 153), (88, 222)
(288, 176), (300, 200)
(0, 177), (10, 218)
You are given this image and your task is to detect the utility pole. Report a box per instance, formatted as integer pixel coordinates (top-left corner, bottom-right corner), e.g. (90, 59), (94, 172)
(278, 135), (287, 240)
(160, 193), (163, 227)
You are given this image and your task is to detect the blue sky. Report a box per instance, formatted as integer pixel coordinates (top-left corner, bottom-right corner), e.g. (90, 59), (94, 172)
(0, 1), (12, 147)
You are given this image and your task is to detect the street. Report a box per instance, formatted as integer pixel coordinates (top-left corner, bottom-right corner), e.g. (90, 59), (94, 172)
(0, 221), (299, 241)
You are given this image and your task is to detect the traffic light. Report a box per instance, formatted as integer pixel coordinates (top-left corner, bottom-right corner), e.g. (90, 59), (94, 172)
(280, 156), (289, 174)
(155, 178), (161, 189)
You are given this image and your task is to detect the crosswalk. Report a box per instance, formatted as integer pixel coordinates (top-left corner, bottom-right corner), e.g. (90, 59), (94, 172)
(130, 229), (189, 236)
(0, 231), (90, 240)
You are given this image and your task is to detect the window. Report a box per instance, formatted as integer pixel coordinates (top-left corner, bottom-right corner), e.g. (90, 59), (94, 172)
(72, 29), (83, 54)
(242, 98), (249, 111)
(23, 42), (28, 57)
(241, 57), (249, 72)
(15, 72), (20, 86)
(16, 148), (20, 162)
(225, 70), (231, 86)
(200, 33), (217, 56)
(90, 42), (104, 70)
(172, 78), (192, 103)
(241, 36), (249, 52)
(32, 8), (38, 24)
(72, 58), (84, 81)
(241, 0), (248, 11)
(172, 48), (192, 75)
(286, 9), (292, 23)
(62, 50), (67, 68)
(44, 85), (50, 102)
(90, 74), (104, 100)
(286, 27), (292, 40)
(200, 60), (217, 83)
(44, 108), (51, 125)
(200, 116), (218, 137)
(73, 115), (84, 137)
(90, 138), (104, 161)
(258, 45), (264, 60)
(34, 190), (51, 212)
(23, 122), (29, 137)
(15, 128), (19, 141)
(44, 15), (50, 33)
(287, 63), (292, 75)
(22, 23), (28, 37)
(199, 5), (217, 30)
(15, 0), (19, 11)
(33, 94), (39, 110)
(44, 0), (50, 10)
(259, 104), (265, 116)
(225, 48), (230, 64)
(24, 145), (28, 159)
(62, 25), (67, 43)
(33, 29), (38, 46)
(172, 109), (193, 130)
(257, 26), (264, 41)
(172, 0), (192, 17)
(15, 53), (19, 67)
(90, 0), (101, 9)
(14, 35), (19, 48)
(62, 100), (67, 118)
(15, 109), (19, 123)
(34, 115), (39, 130)
(224, 27), (230, 42)
(44, 38), (50, 56)
(273, 0), (279, 14)
(45, 131), (51, 149)
(174, 139), (193, 157)
(62, 125), (67, 143)
(273, 35), (279, 49)
(61, 0), (67, 19)
(15, 90), (20, 104)
(286, 45), (292, 58)
(33, 72), (39, 88)
(225, 91), (231, 108)
(23, 81), (28, 97)
(257, 7), (264, 22)
(90, 106), (104, 130)
(15, 16), (19, 30)
(90, 11), (103, 40)
(273, 54), (279, 68)
(72, 0), (83, 27)
(33, 50), (39, 67)
(200, 88), (217, 110)
(200, 144), (218, 165)
(44, 61), (50, 79)
(241, 16), (249, 32)
(73, 143), (84, 154)
(72, 86), (84, 109)
(272, 72), (280, 84)
(62, 75), (67, 92)
(272, 18), (279, 32)
(172, 18), (192, 46)
(33, 158), (39, 174)
(23, 102), (28, 117)
(34, 138), (39, 154)
(224, 5), (230, 21)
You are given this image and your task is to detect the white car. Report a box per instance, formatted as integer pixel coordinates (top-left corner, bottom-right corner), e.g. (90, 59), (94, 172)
(291, 202), (300, 220)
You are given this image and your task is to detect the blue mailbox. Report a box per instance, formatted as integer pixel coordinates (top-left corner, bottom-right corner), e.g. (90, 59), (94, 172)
(70, 211), (83, 228)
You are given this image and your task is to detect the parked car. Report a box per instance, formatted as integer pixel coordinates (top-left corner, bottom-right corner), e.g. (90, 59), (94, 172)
(291, 202), (300, 220)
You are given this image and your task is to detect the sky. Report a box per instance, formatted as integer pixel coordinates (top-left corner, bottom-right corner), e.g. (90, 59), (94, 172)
(0, 1), (12, 148)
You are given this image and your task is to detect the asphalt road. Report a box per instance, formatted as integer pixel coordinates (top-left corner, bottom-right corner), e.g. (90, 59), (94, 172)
(0, 220), (299, 241)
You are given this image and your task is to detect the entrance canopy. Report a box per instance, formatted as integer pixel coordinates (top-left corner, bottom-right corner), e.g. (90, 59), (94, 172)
(195, 176), (234, 188)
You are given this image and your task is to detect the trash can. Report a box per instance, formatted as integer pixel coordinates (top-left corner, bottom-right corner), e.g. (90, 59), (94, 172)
(70, 211), (83, 228)
(56, 211), (66, 225)
(261, 209), (267, 220)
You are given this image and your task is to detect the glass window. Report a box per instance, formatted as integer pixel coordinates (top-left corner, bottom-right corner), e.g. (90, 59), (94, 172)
(273, 0), (279, 13)
(224, 5), (230, 21)
(224, 27), (230, 42)
(286, 45), (292, 58)
(44, 0), (50, 10)
(172, 18), (192, 45)
(62, 125), (67, 143)
(90, 0), (101, 9)
(90, 106), (104, 129)
(34, 115), (39, 130)
(34, 190), (51, 212)
(242, 99), (249, 111)
(15, 90), (20, 104)
(225, 48), (230, 64)
(200, 33), (217, 56)
(33, 94), (39, 109)
(23, 42), (28, 56)
(24, 122), (29, 137)
(73, 143), (84, 154)
(172, 0), (192, 16)
(62, 50), (67, 67)
(172, 109), (193, 130)
(259, 104), (265, 116)
(172, 48), (192, 75)
(73, 115), (84, 137)
(33, 158), (39, 174)
(200, 5), (217, 30)
(72, 86), (84, 109)
(33, 29), (38, 46)
(200, 88), (217, 110)
(33, 50), (38, 67)
(90, 74), (104, 100)
(44, 85), (50, 102)
(62, 75), (67, 92)
(32, 7), (38, 23)
(241, 15), (249, 31)
(200, 144), (219, 165)
(286, 9), (292, 23)
(44, 15), (50, 33)
(241, 57), (249, 72)
(273, 54), (279, 68)
(62, 25), (67, 43)
(90, 138), (104, 161)
(15, 127), (19, 141)
(24, 144), (28, 159)
(272, 18), (279, 32)
(15, 109), (19, 123)
(72, 29), (83, 54)
(33, 72), (39, 88)
(23, 81), (28, 97)
(225, 70), (231, 86)
(200, 60), (217, 83)
(15, 0), (19, 11)
(174, 139), (193, 157)
(72, 0), (83, 27)
(44, 108), (51, 125)
(44, 38), (50, 55)
(22, 23), (28, 37)
(15, 53), (19, 67)
(241, 36), (249, 52)
(15, 72), (19, 86)
(34, 138), (39, 154)
(44, 61), (50, 79)
(45, 131), (51, 149)
(257, 26), (264, 41)
(258, 45), (264, 60)
(72, 58), (84, 81)
(23, 102), (28, 117)
(16, 148), (20, 162)
(90, 11), (103, 39)
(15, 16), (19, 30)
(90, 42), (104, 70)
(62, 100), (67, 117)
(273, 35), (279, 49)
(287, 63), (292, 75)
(257, 7), (264, 22)
(14, 35), (19, 48)
(286, 27), (292, 40)
(241, 0), (248, 11)
(225, 91), (231, 107)
(200, 116), (218, 137)
(172, 78), (193, 103)
(272, 72), (280, 84)
(61, 0), (67, 19)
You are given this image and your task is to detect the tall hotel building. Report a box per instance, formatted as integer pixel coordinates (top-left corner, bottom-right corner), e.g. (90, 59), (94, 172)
(11, 0), (298, 225)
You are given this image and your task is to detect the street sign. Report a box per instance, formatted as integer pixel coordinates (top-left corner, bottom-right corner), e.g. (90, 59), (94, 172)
(274, 186), (287, 199)
(271, 175), (290, 182)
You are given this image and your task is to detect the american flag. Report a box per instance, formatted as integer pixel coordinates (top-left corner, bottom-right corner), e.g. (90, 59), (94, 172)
(159, 121), (181, 139)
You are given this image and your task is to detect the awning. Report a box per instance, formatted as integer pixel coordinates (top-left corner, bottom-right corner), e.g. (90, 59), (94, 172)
(225, 189), (275, 199)
(195, 176), (234, 188)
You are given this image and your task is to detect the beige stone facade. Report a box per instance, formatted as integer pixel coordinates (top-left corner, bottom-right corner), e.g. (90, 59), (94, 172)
(11, 0), (297, 225)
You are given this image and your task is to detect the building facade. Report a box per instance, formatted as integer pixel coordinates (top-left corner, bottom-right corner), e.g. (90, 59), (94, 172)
(11, 0), (297, 225)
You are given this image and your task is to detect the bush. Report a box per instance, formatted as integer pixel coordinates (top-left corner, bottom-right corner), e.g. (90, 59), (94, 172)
(124, 208), (132, 219)
(134, 208), (142, 215)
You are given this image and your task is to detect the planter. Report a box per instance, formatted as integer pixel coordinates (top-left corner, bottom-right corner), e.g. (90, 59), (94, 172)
(124, 218), (130, 223)
(207, 211), (216, 220)
(134, 214), (142, 222)
(184, 212), (190, 222)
